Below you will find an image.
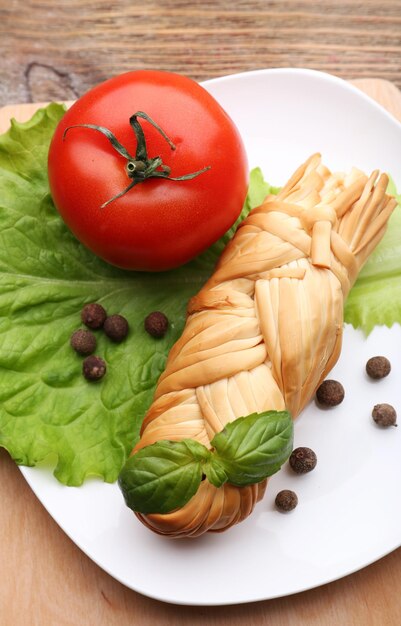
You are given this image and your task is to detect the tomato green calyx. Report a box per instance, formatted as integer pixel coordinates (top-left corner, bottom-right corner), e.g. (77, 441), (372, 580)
(63, 111), (211, 209)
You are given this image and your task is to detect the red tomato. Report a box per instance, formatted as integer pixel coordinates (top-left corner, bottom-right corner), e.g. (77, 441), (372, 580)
(48, 70), (248, 271)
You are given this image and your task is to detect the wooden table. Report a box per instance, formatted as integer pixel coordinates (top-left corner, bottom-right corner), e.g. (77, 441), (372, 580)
(1, 2), (401, 624)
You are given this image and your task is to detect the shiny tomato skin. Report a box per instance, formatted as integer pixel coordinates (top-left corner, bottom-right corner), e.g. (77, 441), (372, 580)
(48, 70), (248, 271)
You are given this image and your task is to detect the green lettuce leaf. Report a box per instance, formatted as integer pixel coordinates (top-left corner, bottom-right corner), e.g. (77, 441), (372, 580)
(344, 180), (401, 334)
(0, 104), (275, 485)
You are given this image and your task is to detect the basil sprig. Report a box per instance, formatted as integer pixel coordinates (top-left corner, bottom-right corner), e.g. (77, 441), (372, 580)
(118, 410), (293, 515)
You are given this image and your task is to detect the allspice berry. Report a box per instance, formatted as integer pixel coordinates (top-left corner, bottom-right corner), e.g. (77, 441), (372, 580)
(70, 329), (97, 356)
(316, 379), (345, 407)
(289, 447), (317, 474)
(372, 403), (397, 427)
(275, 490), (298, 512)
(144, 311), (169, 338)
(82, 355), (106, 381)
(81, 303), (107, 330)
(366, 356), (391, 380)
(104, 314), (129, 343)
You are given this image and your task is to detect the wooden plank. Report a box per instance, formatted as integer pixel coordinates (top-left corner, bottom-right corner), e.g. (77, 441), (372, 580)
(1, 0), (401, 105)
(352, 78), (401, 120)
(0, 78), (401, 624)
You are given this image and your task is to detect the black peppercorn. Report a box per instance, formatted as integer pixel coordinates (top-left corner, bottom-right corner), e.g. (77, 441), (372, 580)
(316, 379), (345, 407)
(70, 329), (97, 356)
(366, 356), (391, 380)
(275, 490), (298, 512)
(81, 303), (107, 330)
(372, 403), (397, 427)
(82, 355), (106, 381)
(144, 311), (169, 338)
(104, 314), (129, 343)
(289, 447), (317, 474)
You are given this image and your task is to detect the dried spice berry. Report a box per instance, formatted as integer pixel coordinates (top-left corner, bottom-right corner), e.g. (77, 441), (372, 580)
(372, 403), (397, 427)
(82, 355), (106, 381)
(144, 311), (169, 338)
(366, 356), (391, 380)
(104, 314), (129, 343)
(316, 379), (345, 407)
(81, 303), (107, 329)
(70, 329), (96, 356)
(275, 490), (298, 512)
(289, 447), (317, 474)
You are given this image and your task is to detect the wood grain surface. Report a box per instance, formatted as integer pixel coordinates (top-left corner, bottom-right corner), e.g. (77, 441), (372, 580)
(1, 0), (401, 105)
(1, 1), (401, 623)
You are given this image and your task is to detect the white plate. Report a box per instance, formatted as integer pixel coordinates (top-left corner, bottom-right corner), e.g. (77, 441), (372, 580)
(20, 68), (401, 606)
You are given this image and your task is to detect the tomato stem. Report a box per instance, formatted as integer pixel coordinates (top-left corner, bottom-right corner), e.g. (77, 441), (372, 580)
(126, 160), (146, 177)
(63, 111), (211, 208)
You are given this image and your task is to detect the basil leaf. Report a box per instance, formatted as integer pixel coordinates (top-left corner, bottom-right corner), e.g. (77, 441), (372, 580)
(181, 438), (212, 462)
(118, 439), (211, 514)
(211, 411), (293, 487)
(203, 457), (228, 488)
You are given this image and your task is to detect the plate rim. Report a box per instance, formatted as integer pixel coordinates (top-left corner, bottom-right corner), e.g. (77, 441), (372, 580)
(203, 66), (401, 131)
